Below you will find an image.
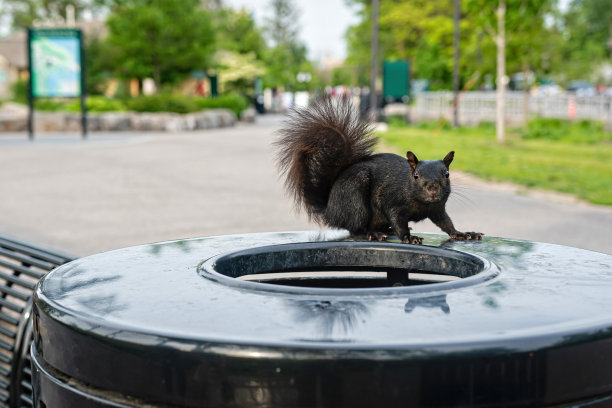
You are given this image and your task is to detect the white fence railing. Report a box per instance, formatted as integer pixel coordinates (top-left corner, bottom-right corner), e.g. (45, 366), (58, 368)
(412, 91), (612, 126)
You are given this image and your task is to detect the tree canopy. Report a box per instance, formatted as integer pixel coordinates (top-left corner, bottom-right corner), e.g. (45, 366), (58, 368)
(105, 0), (215, 89)
(345, 0), (612, 89)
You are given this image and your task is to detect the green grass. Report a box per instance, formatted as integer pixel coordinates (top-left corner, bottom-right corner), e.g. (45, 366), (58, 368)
(379, 120), (612, 206)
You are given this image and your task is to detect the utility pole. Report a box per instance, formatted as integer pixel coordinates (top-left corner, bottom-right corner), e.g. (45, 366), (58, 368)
(370, 0), (379, 121)
(452, 0), (461, 127)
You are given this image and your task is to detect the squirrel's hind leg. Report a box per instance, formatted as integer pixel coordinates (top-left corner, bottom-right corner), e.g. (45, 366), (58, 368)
(385, 210), (423, 245)
(324, 167), (372, 235)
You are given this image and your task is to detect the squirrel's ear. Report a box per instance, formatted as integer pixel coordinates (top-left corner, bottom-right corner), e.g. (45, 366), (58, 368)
(443, 151), (455, 168)
(406, 151), (419, 172)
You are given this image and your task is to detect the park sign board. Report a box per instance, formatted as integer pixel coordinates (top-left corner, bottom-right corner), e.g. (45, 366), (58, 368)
(382, 60), (410, 103)
(28, 28), (83, 98)
(27, 28), (87, 139)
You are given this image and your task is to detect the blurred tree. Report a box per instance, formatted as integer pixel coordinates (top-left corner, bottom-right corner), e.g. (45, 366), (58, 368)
(264, 0), (300, 47)
(214, 50), (265, 95)
(208, 6), (267, 97)
(213, 7), (267, 59)
(560, 0), (612, 80)
(2, 0), (106, 30)
(464, 0), (558, 80)
(261, 0), (313, 91)
(84, 35), (117, 95)
(345, 0), (461, 90)
(465, 0), (558, 142)
(346, 0), (561, 91)
(105, 0), (215, 90)
(331, 65), (353, 86)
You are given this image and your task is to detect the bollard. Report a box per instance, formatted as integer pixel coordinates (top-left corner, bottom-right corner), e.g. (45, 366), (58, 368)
(31, 232), (612, 407)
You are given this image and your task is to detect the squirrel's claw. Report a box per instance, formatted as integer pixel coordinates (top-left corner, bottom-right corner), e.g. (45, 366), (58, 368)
(401, 235), (423, 245)
(451, 232), (484, 241)
(367, 232), (388, 242)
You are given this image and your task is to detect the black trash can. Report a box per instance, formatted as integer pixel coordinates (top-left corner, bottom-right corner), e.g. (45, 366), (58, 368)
(31, 231), (612, 407)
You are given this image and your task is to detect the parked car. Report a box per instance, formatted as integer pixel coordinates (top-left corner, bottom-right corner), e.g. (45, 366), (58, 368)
(566, 80), (596, 96)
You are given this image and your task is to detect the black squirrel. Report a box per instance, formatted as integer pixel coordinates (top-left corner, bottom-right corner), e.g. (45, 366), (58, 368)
(275, 95), (482, 244)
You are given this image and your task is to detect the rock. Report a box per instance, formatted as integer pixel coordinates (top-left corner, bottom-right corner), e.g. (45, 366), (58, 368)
(0, 102), (29, 115)
(0, 107), (240, 132)
(34, 112), (65, 132)
(0, 114), (27, 131)
(240, 107), (256, 123)
(164, 114), (186, 132)
(98, 113), (132, 131)
(131, 113), (172, 132)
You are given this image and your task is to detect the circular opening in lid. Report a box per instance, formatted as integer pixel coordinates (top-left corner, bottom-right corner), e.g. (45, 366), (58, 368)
(200, 242), (498, 295)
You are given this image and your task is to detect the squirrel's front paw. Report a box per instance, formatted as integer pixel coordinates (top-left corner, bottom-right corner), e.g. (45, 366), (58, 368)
(401, 235), (423, 245)
(451, 232), (484, 241)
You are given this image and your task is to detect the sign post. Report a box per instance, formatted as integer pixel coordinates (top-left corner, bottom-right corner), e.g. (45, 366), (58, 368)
(27, 28), (87, 140)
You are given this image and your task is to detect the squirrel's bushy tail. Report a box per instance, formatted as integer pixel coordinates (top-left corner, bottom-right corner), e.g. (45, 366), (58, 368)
(275, 95), (377, 222)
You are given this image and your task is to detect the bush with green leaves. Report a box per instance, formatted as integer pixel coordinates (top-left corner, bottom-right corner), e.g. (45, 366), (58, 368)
(65, 97), (127, 112)
(193, 94), (248, 116)
(9, 91), (249, 116)
(522, 118), (611, 144)
(11, 79), (27, 103)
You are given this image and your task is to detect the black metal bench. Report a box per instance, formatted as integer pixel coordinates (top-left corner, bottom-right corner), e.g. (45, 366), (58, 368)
(0, 234), (75, 408)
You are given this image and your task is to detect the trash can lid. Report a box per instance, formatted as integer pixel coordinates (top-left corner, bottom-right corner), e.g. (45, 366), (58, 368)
(33, 231), (612, 407)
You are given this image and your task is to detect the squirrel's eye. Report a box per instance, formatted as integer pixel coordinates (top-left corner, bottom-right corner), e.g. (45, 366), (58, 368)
(413, 172), (419, 180)
(444, 170), (449, 178)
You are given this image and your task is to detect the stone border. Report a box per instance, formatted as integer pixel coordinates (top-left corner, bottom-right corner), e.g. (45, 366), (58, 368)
(0, 109), (237, 132)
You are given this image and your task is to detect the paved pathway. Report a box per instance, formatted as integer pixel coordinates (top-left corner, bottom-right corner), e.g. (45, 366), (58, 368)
(1, 115), (610, 256)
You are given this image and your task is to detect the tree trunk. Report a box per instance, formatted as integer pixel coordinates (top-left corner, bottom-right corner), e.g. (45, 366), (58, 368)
(370, 0), (380, 121)
(522, 62), (530, 125)
(452, 0), (461, 127)
(153, 55), (161, 93)
(496, 0), (506, 144)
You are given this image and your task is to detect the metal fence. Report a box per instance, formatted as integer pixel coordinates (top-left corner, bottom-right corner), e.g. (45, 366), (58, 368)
(412, 91), (612, 126)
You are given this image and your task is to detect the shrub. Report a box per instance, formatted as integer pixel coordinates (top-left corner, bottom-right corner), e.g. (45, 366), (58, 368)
(11, 79), (27, 103)
(521, 118), (568, 141)
(65, 96), (127, 112)
(386, 115), (408, 127)
(193, 94), (248, 116)
(476, 121), (495, 130)
(414, 119), (451, 130)
(125, 94), (198, 114)
(11, 91), (250, 116)
(522, 117), (611, 144)
(34, 99), (67, 111)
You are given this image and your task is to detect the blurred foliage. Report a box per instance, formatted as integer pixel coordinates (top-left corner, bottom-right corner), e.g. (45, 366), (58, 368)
(344, 0), (612, 89)
(379, 121), (612, 205)
(212, 7), (267, 59)
(3, 0), (107, 29)
(11, 79), (27, 104)
(84, 36), (116, 95)
(560, 0), (612, 81)
(521, 118), (612, 144)
(214, 51), (265, 97)
(6, 0), (611, 95)
(193, 93), (249, 116)
(261, 0), (316, 91)
(125, 94), (199, 113)
(105, 0), (215, 89)
(19, 94), (248, 115)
